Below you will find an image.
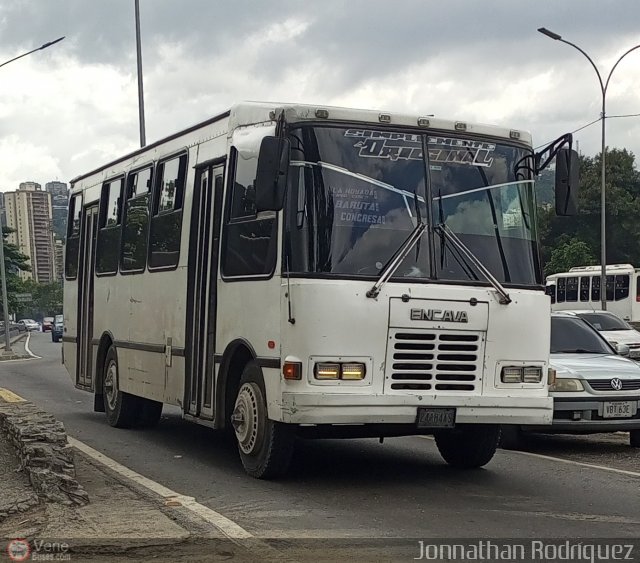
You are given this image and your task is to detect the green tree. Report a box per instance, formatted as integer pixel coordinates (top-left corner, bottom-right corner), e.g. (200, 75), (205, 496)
(0, 226), (31, 314)
(544, 236), (597, 276)
(538, 148), (640, 273)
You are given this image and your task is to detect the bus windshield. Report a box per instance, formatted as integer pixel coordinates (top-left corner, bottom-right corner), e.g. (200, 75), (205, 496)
(285, 125), (540, 285)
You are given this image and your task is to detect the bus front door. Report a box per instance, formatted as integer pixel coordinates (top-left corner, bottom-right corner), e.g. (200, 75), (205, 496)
(185, 162), (225, 419)
(77, 204), (98, 390)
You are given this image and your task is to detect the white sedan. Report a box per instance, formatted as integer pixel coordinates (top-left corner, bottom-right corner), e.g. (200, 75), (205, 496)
(17, 319), (40, 332)
(562, 310), (640, 360)
(502, 312), (640, 448)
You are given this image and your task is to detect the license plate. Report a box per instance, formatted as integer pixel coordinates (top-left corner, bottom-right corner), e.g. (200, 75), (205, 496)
(417, 407), (456, 428)
(602, 401), (635, 419)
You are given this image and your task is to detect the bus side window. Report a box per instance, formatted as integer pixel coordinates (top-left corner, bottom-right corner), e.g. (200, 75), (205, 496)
(545, 285), (556, 304)
(65, 193), (83, 280)
(96, 177), (124, 276)
(121, 166), (152, 273)
(615, 275), (629, 301)
(565, 276), (578, 301)
(591, 276), (600, 302)
(221, 147), (278, 278)
(148, 153), (187, 270)
(556, 278), (566, 303)
(579, 276), (590, 302)
(606, 275), (614, 301)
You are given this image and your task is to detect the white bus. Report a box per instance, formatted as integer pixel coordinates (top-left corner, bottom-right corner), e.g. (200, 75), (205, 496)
(546, 264), (640, 324)
(63, 102), (577, 478)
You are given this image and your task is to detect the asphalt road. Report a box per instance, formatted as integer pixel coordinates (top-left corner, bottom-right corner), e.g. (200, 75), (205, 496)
(1, 332), (639, 542)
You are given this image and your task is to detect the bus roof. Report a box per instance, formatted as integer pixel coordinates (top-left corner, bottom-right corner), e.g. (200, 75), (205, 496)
(546, 264), (638, 281)
(70, 101), (533, 187)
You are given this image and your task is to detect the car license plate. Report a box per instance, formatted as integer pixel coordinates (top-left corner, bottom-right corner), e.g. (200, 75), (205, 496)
(417, 407), (456, 428)
(602, 401), (635, 419)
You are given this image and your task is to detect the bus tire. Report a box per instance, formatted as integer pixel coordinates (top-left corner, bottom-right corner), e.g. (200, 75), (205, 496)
(630, 430), (640, 447)
(136, 399), (163, 428)
(434, 424), (500, 468)
(232, 361), (295, 479)
(499, 425), (523, 450)
(103, 346), (138, 429)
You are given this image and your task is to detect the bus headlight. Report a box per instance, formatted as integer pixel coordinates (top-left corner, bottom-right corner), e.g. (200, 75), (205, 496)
(340, 363), (366, 380)
(501, 366), (543, 383)
(314, 363), (340, 379)
(313, 362), (366, 380)
(523, 367), (543, 383)
(501, 367), (523, 383)
(549, 378), (584, 392)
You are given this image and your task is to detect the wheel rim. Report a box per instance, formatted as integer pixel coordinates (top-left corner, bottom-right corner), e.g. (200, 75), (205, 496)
(231, 383), (264, 455)
(104, 360), (118, 411)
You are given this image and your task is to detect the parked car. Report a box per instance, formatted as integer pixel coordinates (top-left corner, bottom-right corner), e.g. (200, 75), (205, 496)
(17, 319), (39, 332)
(502, 312), (640, 448)
(559, 310), (640, 360)
(42, 316), (55, 332)
(52, 315), (64, 343)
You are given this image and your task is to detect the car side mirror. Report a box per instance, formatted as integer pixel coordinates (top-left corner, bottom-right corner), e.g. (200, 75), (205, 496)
(255, 136), (290, 212)
(555, 148), (579, 216)
(616, 343), (630, 357)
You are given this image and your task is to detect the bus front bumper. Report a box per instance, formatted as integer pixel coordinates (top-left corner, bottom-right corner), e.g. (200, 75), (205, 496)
(279, 393), (553, 426)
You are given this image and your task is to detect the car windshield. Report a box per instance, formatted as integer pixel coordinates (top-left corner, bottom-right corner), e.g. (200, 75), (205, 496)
(577, 312), (631, 331)
(551, 316), (613, 354)
(285, 125), (540, 285)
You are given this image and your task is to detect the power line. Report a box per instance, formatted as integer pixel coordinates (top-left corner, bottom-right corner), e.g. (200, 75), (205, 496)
(534, 117), (601, 150)
(534, 112), (640, 150)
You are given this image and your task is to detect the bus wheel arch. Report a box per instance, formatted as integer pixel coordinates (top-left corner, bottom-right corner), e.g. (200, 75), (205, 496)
(216, 339), (256, 430)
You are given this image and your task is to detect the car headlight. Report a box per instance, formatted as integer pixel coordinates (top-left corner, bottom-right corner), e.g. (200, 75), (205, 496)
(549, 378), (584, 392)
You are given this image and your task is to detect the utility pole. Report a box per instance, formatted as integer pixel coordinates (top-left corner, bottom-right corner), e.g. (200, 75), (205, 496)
(135, 0), (146, 147)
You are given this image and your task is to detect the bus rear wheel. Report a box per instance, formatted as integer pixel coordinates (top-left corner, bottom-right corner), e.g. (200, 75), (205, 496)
(103, 346), (139, 428)
(231, 362), (295, 479)
(434, 424), (500, 468)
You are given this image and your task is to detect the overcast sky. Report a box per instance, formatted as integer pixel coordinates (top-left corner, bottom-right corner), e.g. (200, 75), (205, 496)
(0, 0), (638, 191)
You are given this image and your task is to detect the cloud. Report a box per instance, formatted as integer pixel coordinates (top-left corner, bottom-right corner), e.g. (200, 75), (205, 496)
(0, 0), (639, 190)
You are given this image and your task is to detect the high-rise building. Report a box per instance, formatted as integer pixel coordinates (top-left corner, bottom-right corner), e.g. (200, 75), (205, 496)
(53, 237), (65, 283)
(0, 192), (5, 228)
(4, 182), (55, 283)
(45, 181), (69, 241)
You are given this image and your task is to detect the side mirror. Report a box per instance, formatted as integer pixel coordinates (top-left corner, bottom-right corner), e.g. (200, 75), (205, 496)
(255, 136), (290, 212)
(555, 148), (579, 216)
(616, 343), (630, 357)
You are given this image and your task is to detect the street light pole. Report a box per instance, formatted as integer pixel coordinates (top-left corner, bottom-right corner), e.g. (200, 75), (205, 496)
(538, 28), (640, 311)
(134, 0), (146, 148)
(0, 36), (65, 354)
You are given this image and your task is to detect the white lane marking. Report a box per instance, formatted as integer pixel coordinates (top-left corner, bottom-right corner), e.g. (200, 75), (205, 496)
(511, 449), (640, 478)
(67, 436), (253, 540)
(24, 332), (41, 359)
(417, 435), (640, 478)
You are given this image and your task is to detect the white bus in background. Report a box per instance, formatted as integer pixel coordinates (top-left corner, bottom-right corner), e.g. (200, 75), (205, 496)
(63, 102), (578, 478)
(546, 264), (640, 324)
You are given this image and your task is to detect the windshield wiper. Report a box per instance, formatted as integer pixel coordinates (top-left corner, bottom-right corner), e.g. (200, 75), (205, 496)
(366, 222), (427, 299)
(436, 223), (512, 305)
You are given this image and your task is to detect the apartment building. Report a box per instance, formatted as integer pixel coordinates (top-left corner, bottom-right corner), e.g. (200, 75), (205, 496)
(4, 182), (55, 283)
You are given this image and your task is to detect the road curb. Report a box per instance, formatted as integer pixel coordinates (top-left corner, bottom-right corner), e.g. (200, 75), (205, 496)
(0, 394), (89, 508)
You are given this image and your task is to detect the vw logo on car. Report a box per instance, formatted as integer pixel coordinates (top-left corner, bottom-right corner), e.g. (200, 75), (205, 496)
(610, 378), (623, 391)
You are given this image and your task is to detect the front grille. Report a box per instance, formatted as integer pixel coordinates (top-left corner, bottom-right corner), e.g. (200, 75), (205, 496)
(588, 379), (640, 391)
(387, 330), (482, 392)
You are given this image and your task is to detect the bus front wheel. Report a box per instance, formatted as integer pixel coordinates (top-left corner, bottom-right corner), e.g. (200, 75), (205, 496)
(231, 362), (295, 479)
(434, 424), (500, 468)
(103, 346), (138, 428)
